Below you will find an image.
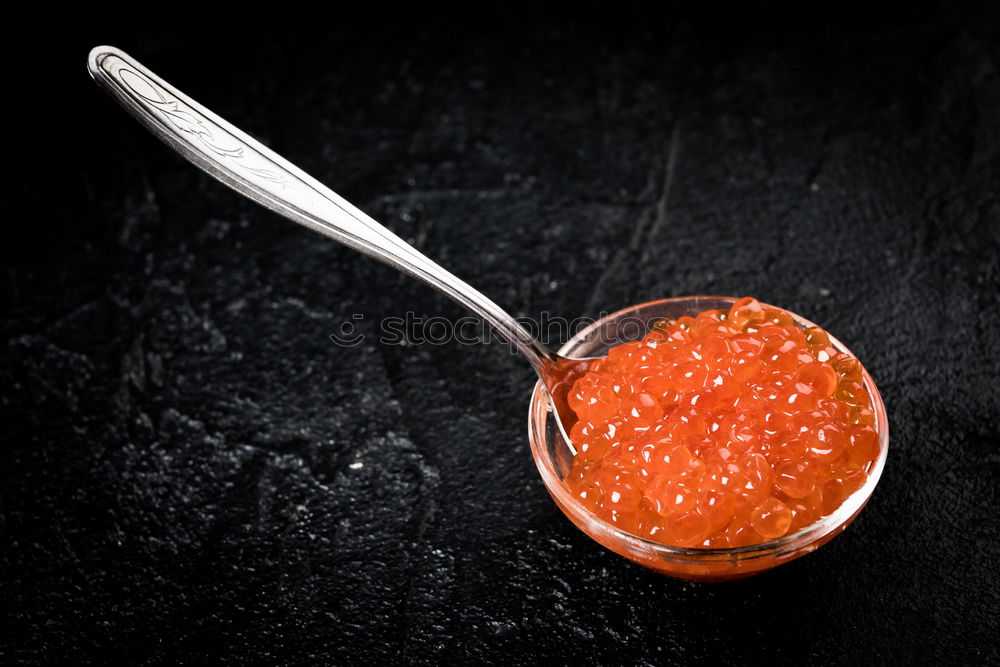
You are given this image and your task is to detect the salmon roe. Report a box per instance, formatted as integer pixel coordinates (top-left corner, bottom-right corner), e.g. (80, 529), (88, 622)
(564, 297), (878, 548)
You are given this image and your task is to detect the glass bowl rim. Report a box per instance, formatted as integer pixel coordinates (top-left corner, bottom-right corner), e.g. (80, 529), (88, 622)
(528, 295), (889, 562)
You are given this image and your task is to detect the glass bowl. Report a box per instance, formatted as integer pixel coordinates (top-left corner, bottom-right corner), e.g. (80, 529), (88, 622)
(528, 296), (889, 582)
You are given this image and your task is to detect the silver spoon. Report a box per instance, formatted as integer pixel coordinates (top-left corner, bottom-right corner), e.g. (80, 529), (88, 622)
(88, 45), (598, 448)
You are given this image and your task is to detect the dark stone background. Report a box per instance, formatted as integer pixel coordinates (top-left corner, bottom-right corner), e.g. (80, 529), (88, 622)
(3, 6), (998, 664)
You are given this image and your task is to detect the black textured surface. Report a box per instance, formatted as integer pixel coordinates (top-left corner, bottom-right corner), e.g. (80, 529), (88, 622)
(3, 9), (999, 664)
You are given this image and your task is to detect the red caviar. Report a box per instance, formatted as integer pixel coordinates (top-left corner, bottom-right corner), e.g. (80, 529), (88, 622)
(565, 297), (878, 548)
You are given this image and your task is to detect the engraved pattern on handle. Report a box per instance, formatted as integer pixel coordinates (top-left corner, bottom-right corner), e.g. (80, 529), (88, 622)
(110, 61), (311, 204)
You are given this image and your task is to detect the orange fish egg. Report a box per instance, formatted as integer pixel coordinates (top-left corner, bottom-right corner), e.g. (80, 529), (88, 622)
(565, 297), (878, 547)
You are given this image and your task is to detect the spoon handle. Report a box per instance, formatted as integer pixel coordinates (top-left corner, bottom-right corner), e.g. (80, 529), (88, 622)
(88, 46), (555, 370)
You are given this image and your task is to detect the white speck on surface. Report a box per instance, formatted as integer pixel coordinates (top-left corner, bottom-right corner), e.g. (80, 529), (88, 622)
(819, 287), (831, 296)
(349, 461), (364, 470)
